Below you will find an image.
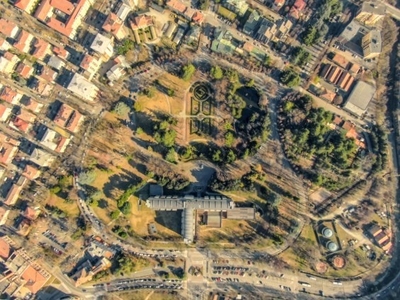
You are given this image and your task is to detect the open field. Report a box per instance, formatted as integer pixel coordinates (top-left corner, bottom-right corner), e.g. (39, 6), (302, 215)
(129, 196), (182, 238)
(46, 194), (80, 218)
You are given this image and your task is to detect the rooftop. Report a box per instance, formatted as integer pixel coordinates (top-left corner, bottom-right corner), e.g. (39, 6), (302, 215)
(146, 195), (235, 211)
(90, 33), (113, 56)
(343, 81), (376, 116)
(359, 1), (386, 16)
(0, 19), (19, 37)
(67, 73), (98, 102)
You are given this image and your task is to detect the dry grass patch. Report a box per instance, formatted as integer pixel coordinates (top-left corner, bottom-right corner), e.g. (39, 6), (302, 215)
(46, 194), (80, 218)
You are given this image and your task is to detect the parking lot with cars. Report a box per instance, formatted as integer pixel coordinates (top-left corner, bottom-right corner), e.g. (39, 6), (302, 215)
(91, 278), (183, 293)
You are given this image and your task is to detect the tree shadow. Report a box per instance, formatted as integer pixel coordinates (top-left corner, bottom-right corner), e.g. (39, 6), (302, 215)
(98, 199), (109, 209)
(102, 171), (142, 198)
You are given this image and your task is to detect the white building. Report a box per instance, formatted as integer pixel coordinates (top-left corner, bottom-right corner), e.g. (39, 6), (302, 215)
(90, 33), (114, 60)
(67, 73), (99, 102)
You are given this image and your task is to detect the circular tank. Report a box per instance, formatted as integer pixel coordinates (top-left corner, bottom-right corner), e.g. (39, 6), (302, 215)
(326, 241), (338, 252)
(322, 227), (333, 238)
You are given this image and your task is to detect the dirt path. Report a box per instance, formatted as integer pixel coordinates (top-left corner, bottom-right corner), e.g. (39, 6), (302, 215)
(163, 94), (171, 114)
(144, 290), (154, 300)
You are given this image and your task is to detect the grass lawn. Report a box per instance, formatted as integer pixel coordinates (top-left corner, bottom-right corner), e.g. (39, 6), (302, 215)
(301, 224), (317, 243)
(46, 194), (80, 218)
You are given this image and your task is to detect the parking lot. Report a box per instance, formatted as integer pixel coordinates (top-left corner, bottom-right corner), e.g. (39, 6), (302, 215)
(92, 278), (183, 293)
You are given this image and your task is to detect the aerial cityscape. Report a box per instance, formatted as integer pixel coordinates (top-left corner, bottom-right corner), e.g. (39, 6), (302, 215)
(0, 0), (399, 299)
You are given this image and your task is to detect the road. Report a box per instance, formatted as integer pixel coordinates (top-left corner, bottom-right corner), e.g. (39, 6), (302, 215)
(381, 1), (400, 20)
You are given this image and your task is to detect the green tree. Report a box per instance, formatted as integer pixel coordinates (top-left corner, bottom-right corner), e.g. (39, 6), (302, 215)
(136, 127), (144, 134)
(110, 210), (120, 220)
(246, 79), (255, 87)
(280, 69), (300, 87)
(167, 89), (175, 96)
(133, 101), (144, 112)
(212, 150), (222, 162)
(165, 148), (176, 163)
(225, 131), (235, 147)
(210, 66), (224, 80)
(303, 26), (318, 46)
(50, 186), (61, 194)
(78, 170), (97, 185)
(162, 130), (177, 147)
(263, 55), (271, 67)
(181, 64), (196, 81)
(113, 102), (130, 116)
(226, 150), (236, 163)
(145, 86), (156, 98)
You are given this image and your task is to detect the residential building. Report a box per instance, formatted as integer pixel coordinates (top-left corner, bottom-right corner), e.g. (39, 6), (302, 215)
(130, 15), (156, 43)
(273, 0), (285, 10)
(15, 62), (34, 79)
(0, 133), (20, 146)
(0, 37), (11, 51)
(70, 257), (111, 286)
(16, 109), (36, 123)
(67, 73), (99, 102)
(28, 77), (53, 96)
(172, 27), (185, 45)
(47, 55), (66, 70)
(166, 0), (204, 24)
(29, 147), (54, 167)
(223, 0), (249, 16)
(0, 87), (23, 104)
(255, 18), (274, 42)
(116, 1), (132, 21)
(53, 103), (83, 132)
(2, 51), (20, 74)
(14, 0), (38, 13)
(146, 195), (235, 243)
(0, 236), (51, 297)
(343, 81), (376, 117)
(9, 117), (31, 133)
(38, 65), (58, 82)
(0, 19), (20, 39)
(22, 164), (40, 181)
(80, 54), (101, 81)
(55, 136), (70, 153)
(243, 10), (261, 35)
(164, 22), (177, 39)
(13, 30), (34, 53)
(355, 1), (386, 27)
(53, 46), (70, 60)
(90, 33), (114, 60)
(369, 224), (392, 252)
(274, 18), (292, 40)
(102, 13), (126, 40)
(19, 96), (43, 113)
(348, 62), (361, 74)
(31, 38), (51, 61)
(34, 0), (94, 39)
(0, 207), (10, 225)
(3, 184), (22, 206)
(338, 20), (370, 57)
(289, 0), (306, 19)
(106, 64), (125, 82)
(0, 104), (12, 122)
(362, 29), (382, 59)
(39, 127), (58, 150)
(0, 142), (17, 165)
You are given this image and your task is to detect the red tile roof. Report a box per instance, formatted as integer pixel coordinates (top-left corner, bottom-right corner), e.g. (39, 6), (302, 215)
(80, 54), (94, 70)
(53, 46), (69, 59)
(24, 206), (39, 220)
(39, 65), (57, 82)
(35, 0), (89, 37)
(192, 11), (204, 24)
(13, 30), (33, 52)
(130, 15), (154, 30)
(294, 0), (306, 10)
(53, 103), (73, 127)
(0, 237), (11, 259)
(0, 19), (19, 36)
(167, 0), (187, 13)
(22, 165), (40, 180)
(332, 53), (348, 69)
(21, 265), (49, 294)
(12, 117), (31, 132)
(102, 13), (123, 33)
(17, 109), (36, 122)
(15, 62), (33, 79)
(1, 87), (19, 103)
(32, 38), (51, 60)
(0, 142), (17, 165)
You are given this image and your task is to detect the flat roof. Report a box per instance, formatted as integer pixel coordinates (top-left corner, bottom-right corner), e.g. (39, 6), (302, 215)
(227, 207), (255, 220)
(343, 81), (376, 116)
(146, 196), (234, 211)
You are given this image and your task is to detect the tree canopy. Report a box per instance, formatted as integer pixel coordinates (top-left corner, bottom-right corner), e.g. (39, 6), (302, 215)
(181, 64), (196, 81)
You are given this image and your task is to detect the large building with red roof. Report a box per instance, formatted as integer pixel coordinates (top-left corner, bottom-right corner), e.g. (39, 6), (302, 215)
(34, 0), (94, 38)
(14, 0), (37, 13)
(0, 19), (20, 39)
